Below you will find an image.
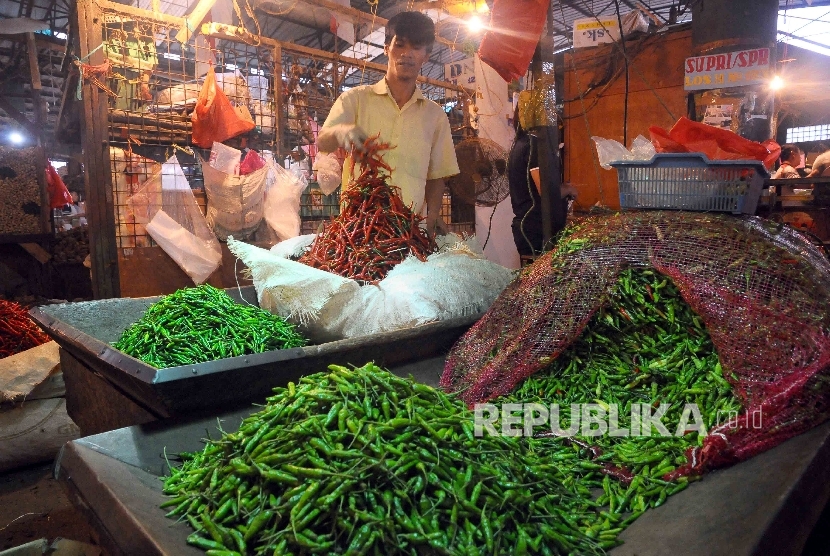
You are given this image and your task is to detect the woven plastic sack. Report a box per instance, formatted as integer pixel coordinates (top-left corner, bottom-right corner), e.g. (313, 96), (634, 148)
(227, 235), (515, 342)
(126, 156), (221, 284)
(201, 154), (268, 241)
(478, 0), (550, 82)
(650, 117), (780, 169)
(441, 211), (830, 476)
(191, 67), (255, 148)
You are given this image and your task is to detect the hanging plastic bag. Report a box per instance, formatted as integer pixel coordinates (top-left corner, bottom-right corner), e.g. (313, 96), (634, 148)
(201, 154), (269, 241)
(45, 164), (73, 209)
(649, 117), (781, 169)
(126, 156), (221, 284)
(191, 66), (255, 148)
(592, 137), (634, 170)
(477, 0), (550, 82)
(209, 142), (242, 175)
(262, 153), (306, 241)
(312, 152), (342, 195)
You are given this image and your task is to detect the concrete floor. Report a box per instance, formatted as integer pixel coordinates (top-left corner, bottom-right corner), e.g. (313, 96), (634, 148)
(0, 463), (99, 553)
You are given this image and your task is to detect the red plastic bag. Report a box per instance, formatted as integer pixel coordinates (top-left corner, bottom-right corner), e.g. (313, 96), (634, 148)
(191, 67), (255, 149)
(45, 164), (73, 209)
(478, 0), (550, 83)
(649, 117), (781, 169)
(239, 149), (265, 175)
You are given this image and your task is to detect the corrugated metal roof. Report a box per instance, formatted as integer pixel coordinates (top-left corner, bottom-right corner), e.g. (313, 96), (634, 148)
(1, 0), (830, 141)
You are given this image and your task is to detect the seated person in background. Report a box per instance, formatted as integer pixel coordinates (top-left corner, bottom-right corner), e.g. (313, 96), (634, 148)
(807, 146), (830, 178)
(509, 102), (577, 257)
(772, 144), (803, 179)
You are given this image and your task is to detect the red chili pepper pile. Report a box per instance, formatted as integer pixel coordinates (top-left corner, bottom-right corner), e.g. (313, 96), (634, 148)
(0, 300), (50, 358)
(298, 136), (437, 284)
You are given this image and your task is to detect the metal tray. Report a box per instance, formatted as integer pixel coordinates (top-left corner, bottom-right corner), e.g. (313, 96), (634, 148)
(29, 286), (479, 419)
(54, 397), (830, 556)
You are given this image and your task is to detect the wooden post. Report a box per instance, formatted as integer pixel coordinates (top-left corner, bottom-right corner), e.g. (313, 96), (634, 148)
(77, 0), (120, 299)
(25, 32), (43, 143)
(274, 44), (283, 159)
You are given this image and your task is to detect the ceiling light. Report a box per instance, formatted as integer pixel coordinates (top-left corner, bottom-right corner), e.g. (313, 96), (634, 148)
(467, 15), (484, 33)
(9, 131), (24, 145)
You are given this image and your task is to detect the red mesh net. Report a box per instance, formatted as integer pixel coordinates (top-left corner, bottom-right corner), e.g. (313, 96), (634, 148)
(440, 211), (830, 476)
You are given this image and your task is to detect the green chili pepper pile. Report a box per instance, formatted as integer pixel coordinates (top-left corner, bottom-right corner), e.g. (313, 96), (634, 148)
(495, 268), (742, 531)
(113, 285), (307, 369)
(162, 362), (611, 556)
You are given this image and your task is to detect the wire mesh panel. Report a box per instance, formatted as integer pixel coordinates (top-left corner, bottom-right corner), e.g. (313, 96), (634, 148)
(98, 7), (279, 248)
(92, 3), (471, 248)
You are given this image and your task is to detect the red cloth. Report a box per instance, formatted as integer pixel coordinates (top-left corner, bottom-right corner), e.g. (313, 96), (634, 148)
(649, 117), (780, 169)
(45, 164), (73, 209)
(478, 0), (550, 82)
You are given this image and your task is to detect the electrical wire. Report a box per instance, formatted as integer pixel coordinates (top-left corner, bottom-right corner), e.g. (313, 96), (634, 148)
(557, 0), (605, 203)
(479, 193), (499, 251)
(504, 129), (540, 257)
(573, 0), (677, 121)
(613, 0), (630, 146)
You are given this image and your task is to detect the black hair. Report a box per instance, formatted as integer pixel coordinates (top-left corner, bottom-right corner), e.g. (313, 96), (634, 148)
(780, 143), (801, 162)
(385, 12), (436, 54)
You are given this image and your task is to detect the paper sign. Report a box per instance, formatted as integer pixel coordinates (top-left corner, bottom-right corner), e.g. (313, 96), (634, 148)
(684, 48), (770, 91)
(573, 17), (620, 49)
(444, 58), (476, 88)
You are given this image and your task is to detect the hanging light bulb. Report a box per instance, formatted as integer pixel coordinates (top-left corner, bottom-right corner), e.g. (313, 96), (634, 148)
(769, 75), (784, 91)
(467, 15), (484, 33)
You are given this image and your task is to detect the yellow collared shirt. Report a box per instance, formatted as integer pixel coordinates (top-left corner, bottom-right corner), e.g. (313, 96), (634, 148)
(322, 78), (460, 214)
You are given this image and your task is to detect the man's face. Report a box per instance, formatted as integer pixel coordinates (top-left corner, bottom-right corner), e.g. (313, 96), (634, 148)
(385, 35), (429, 81)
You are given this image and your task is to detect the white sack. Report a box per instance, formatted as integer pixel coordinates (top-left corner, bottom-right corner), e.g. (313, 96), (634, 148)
(227, 235), (516, 342)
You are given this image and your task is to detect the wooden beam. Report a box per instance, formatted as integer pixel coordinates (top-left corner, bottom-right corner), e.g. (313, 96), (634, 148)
(273, 43), (283, 158)
(77, 0), (120, 299)
(203, 22), (471, 94)
(0, 96), (40, 137)
(300, 0), (458, 49)
(26, 32), (43, 142)
(98, 0), (185, 26)
(19, 242), (52, 264)
(174, 0), (217, 43)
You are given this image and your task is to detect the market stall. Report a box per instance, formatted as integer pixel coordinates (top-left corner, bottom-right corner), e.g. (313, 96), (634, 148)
(29, 285), (481, 435)
(54, 369), (830, 556)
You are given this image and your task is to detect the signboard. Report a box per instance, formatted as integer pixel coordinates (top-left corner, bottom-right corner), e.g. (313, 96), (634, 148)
(444, 58), (476, 88)
(684, 47), (770, 91)
(573, 17), (620, 49)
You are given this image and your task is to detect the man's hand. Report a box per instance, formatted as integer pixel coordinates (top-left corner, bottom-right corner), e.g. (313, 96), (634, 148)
(424, 212), (449, 239)
(424, 178), (449, 239)
(560, 183), (579, 199)
(332, 124), (369, 153)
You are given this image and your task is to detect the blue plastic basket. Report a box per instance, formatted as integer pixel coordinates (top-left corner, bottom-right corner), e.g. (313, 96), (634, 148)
(609, 153), (769, 214)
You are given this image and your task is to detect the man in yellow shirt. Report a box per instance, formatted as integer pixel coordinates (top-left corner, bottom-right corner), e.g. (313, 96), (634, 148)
(317, 11), (460, 237)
